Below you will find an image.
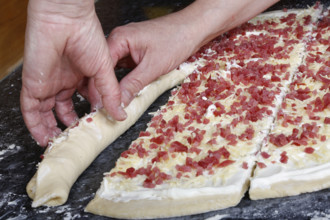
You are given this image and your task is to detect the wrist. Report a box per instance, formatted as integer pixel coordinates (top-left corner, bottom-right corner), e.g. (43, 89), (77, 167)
(180, 0), (279, 49)
(28, 0), (95, 22)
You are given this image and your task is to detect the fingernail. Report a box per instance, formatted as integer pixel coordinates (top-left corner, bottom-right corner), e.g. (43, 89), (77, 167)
(121, 90), (132, 107)
(118, 106), (127, 120)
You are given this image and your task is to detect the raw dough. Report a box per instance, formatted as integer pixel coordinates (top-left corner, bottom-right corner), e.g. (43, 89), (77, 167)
(85, 179), (250, 219)
(26, 63), (199, 207)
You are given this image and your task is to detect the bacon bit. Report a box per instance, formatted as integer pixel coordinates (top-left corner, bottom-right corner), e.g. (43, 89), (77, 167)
(309, 116), (321, 120)
(207, 138), (217, 145)
(185, 157), (197, 168)
(40, 154), (44, 159)
(261, 152), (271, 159)
(280, 151), (288, 164)
(176, 172), (183, 179)
(325, 117), (330, 124)
(139, 131), (151, 137)
(320, 135), (326, 142)
(152, 151), (169, 163)
(271, 75), (281, 82)
(120, 147), (137, 158)
(127, 166), (172, 188)
(239, 126), (255, 141)
(188, 147), (202, 155)
(218, 160), (235, 168)
(196, 167), (204, 176)
(313, 1), (320, 9)
(168, 115), (181, 132)
(203, 118), (210, 124)
(72, 121), (79, 128)
(136, 144), (149, 158)
(269, 134), (289, 147)
(303, 15), (312, 25)
(150, 135), (165, 144)
(176, 164), (192, 173)
(126, 167), (137, 178)
(286, 88), (311, 101)
(169, 141), (188, 153)
(149, 143), (158, 149)
(266, 110), (273, 115)
(257, 162), (267, 169)
(190, 129), (206, 146)
(304, 147), (315, 154)
(143, 178), (156, 188)
(86, 117), (93, 123)
(197, 147), (230, 170)
(198, 156), (218, 170)
(242, 162), (248, 169)
(227, 134), (238, 146)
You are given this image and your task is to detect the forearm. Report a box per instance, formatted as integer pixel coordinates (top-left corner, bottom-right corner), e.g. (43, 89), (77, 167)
(177, 0), (279, 52)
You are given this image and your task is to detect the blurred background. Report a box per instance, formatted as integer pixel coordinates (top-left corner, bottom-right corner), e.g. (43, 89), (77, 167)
(0, 0), (28, 80)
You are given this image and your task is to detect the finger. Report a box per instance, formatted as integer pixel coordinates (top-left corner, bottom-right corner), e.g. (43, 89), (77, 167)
(20, 88), (60, 146)
(107, 27), (132, 66)
(77, 78), (102, 111)
(77, 77), (89, 99)
(55, 88), (79, 127)
(87, 78), (102, 111)
(93, 53), (127, 121)
(108, 26), (144, 69)
(119, 56), (165, 106)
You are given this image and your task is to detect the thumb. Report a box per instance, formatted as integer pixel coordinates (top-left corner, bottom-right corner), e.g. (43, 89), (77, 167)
(119, 57), (163, 107)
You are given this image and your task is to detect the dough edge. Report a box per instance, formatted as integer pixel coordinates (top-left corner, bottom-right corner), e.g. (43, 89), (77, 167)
(250, 171), (330, 200)
(85, 179), (249, 219)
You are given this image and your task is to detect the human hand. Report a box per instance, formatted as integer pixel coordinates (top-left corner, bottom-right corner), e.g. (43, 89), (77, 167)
(108, 0), (278, 107)
(107, 13), (204, 106)
(21, 0), (126, 146)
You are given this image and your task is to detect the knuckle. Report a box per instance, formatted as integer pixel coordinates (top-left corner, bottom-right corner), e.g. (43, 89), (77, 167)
(110, 26), (128, 38)
(126, 77), (144, 95)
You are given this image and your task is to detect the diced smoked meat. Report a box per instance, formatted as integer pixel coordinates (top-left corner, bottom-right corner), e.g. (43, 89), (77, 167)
(257, 162), (267, 169)
(280, 151), (288, 164)
(242, 162), (249, 169)
(286, 88), (311, 101)
(218, 160), (235, 168)
(325, 117), (330, 124)
(304, 147), (315, 154)
(261, 152), (271, 159)
(169, 141), (188, 153)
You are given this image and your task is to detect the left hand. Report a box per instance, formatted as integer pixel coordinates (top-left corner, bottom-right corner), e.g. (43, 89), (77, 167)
(107, 13), (204, 106)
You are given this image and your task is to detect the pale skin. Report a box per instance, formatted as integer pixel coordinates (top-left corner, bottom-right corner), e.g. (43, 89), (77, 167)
(21, 0), (278, 146)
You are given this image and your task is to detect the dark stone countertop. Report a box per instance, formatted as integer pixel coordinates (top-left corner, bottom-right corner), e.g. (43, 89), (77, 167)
(1, 0), (329, 219)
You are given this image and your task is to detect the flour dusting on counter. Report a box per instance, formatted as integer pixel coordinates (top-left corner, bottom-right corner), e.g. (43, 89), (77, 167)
(0, 144), (21, 161)
(205, 214), (230, 220)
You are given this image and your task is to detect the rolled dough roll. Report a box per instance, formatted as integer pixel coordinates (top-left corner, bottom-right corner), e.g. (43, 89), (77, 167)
(26, 62), (200, 207)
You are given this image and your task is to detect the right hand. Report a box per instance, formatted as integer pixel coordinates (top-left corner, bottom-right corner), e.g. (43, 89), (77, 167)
(21, 0), (126, 146)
